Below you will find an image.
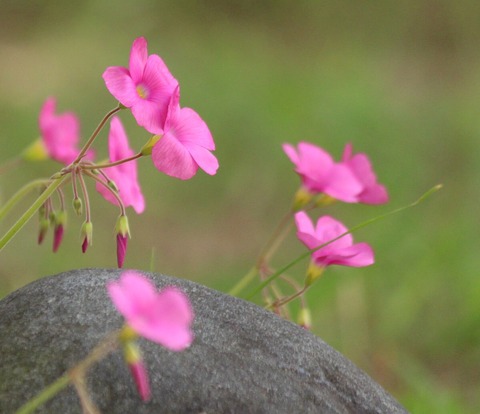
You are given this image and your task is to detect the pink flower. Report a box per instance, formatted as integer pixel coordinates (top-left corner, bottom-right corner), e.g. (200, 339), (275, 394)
(283, 142), (362, 203)
(39, 98), (93, 165)
(96, 117), (145, 214)
(341, 143), (388, 204)
(107, 271), (194, 351)
(295, 211), (374, 269)
(102, 37), (178, 132)
(149, 86), (218, 180)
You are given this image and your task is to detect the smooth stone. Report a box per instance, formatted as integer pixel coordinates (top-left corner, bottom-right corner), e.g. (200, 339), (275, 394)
(0, 269), (408, 413)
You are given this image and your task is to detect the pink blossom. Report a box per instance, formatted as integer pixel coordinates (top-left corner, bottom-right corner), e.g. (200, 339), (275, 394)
(107, 272), (194, 351)
(342, 143), (388, 204)
(39, 98), (93, 165)
(102, 37), (178, 132)
(96, 117), (145, 214)
(283, 142), (362, 203)
(150, 86), (218, 180)
(294, 211), (374, 268)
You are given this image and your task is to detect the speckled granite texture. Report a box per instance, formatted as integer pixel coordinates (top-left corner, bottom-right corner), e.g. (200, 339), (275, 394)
(0, 269), (408, 413)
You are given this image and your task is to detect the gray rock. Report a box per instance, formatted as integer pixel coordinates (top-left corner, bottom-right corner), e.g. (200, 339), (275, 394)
(0, 269), (408, 414)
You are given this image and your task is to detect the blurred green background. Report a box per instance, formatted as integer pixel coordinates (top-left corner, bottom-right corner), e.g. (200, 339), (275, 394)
(1, 1), (479, 412)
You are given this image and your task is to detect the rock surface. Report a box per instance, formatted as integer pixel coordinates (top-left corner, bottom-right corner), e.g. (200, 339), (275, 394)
(0, 269), (408, 413)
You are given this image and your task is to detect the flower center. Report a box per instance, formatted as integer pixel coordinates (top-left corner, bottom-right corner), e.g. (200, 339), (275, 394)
(136, 84), (149, 100)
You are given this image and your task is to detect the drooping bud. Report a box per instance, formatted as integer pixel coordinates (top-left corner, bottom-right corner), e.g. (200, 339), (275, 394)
(80, 221), (93, 253)
(123, 340), (151, 402)
(37, 217), (49, 245)
(73, 197), (83, 216)
(115, 215), (131, 268)
(52, 210), (67, 253)
(304, 261), (325, 287)
(108, 179), (119, 193)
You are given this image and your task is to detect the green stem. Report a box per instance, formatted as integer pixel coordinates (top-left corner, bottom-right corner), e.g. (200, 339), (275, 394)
(14, 375), (70, 414)
(244, 184), (442, 301)
(74, 105), (122, 163)
(0, 175), (68, 251)
(80, 152), (144, 170)
(14, 330), (120, 414)
(0, 179), (51, 222)
(228, 266), (257, 296)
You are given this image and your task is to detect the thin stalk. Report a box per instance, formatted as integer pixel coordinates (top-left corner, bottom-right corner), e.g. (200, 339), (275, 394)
(74, 105), (122, 163)
(81, 152), (144, 170)
(14, 330), (120, 414)
(0, 179), (50, 222)
(0, 175), (68, 251)
(78, 173), (91, 222)
(84, 171), (126, 216)
(245, 184), (442, 300)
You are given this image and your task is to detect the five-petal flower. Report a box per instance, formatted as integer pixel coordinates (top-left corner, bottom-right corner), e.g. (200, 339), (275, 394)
(295, 211), (374, 269)
(102, 37), (178, 133)
(39, 97), (92, 165)
(107, 271), (194, 351)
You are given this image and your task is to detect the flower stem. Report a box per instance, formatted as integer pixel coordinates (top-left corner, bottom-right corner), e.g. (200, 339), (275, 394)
(0, 175), (68, 251)
(0, 179), (51, 222)
(74, 104), (123, 163)
(244, 184), (443, 300)
(84, 170), (126, 216)
(81, 152), (144, 170)
(14, 330), (120, 414)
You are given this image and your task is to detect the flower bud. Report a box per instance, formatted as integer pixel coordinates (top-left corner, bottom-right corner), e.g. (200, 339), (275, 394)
(108, 179), (119, 193)
(115, 215), (131, 268)
(52, 210), (67, 253)
(123, 340), (151, 402)
(73, 197), (83, 216)
(37, 217), (49, 245)
(80, 221), (93, 253)
(297, 308), (312, 330)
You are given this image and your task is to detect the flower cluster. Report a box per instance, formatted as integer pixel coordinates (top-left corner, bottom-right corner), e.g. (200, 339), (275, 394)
(25, 37), (218, 267)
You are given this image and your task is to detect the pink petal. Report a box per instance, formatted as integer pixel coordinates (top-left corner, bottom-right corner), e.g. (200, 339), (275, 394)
(294, 212), (321, 250)
(102, 67), (139, 108)
(151, 133), (198, 180)
(315, 243), (374, 267)
(107, 272), (157, 320)
(314, 215), (352, 249)
(144, 287), (194, 351)
(323, 164), (362, 202)
(282, 143), (299, 165)
(129, 37), (148, 83)
(174, 107), (215, 150)
(183, 144), (219, 176)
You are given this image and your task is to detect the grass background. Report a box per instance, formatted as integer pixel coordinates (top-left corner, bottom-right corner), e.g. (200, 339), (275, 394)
(1, 1), (479, 412)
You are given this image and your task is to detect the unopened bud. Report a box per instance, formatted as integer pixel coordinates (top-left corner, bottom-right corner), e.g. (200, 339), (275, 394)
(115, 215), (130, 268)
(297, 308), (312, 330)
(52, 210), (67, 253)
(37, 218), (49, 245)
(123, 341), (151, 402)
(108, 180), (119, 193)
(80, 221), (93, 253)
(73, 197), (83, 216)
